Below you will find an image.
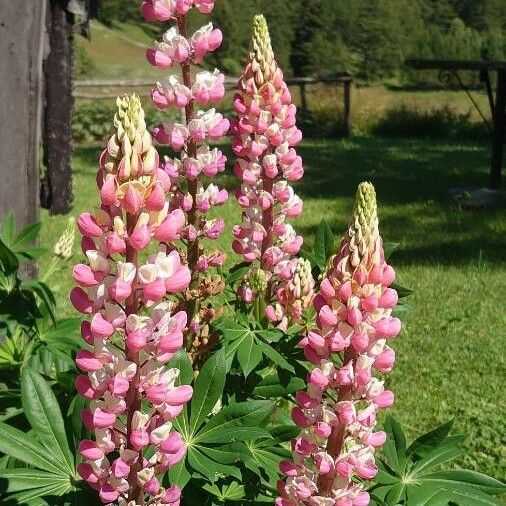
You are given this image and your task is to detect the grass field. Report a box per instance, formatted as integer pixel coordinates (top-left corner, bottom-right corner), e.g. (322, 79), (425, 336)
(39, 136), (506, 479)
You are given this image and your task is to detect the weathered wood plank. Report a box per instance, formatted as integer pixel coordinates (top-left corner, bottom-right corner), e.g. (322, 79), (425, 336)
(0, 1), (46, 228)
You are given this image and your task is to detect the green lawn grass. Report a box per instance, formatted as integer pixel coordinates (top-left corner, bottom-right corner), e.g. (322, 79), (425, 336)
(39, 136), (506, 479)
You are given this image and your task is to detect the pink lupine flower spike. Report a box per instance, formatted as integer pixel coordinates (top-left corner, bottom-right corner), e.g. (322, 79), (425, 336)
(277, 182), (402, 506)
(232, 15), (314, 329)
(73, 96), (192, 506)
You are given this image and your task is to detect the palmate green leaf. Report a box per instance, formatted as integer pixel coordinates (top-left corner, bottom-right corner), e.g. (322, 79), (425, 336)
(168, 457), (191, 489)
(437, 488), (506, 505)
(256, 341), (295, 373)
(256, 328), (284, 343)
(418, 470), (506, 496)
(383, 242), (400, 260)
(314, 219), (335, 269)
(197, 426), (272, 445)
(241, 440), (291, 484)
(226, 263), (251, 287)
(167, 349), (193, 385)
(187, 446), (242, 480)
(381, 414), (407, 473)
(196, 400), (273, 443)
(237, 334), (263, 377)
(203, 481), (246, 502)
(406, 483), (506, 506)
(391, 281), (414, 299)
(5, 480), (73, 505)
(13, 222), (42, 248)
(411, 435), (465, 474)
(20, 280), (56, 325)
(253, 373), (305, 398)
(407, 419), (454, 458)
(374, 418), (506, 505)
(384, 482), (406, 504)
(20, 367), (74, 475)
(270, 425), (300, 443)
(189, 349), (226, 434)
(1, 212), (16, 245)
(0, 468), (71, 493)
(0, 423), (66, 476)
(0, 238), (19, 276)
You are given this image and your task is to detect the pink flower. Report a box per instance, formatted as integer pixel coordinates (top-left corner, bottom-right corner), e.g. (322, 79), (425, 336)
(277, 183), (401, 505)
(192, 69), (225, 105)
(73, 96), (191, 505)
(191, 23), (223, 62)
(232, 15), (313, 326)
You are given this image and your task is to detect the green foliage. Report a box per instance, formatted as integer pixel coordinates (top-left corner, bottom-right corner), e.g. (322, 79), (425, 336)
(73, 44), (97, 79)
(71, 101), (115, 144)
(72, 100), (175, 144)
(372, 104), (488, 139)
(371, 416), (506, 505)
(0, 368), (97, 505)
(0, 214), (80, 391)
(166, 349), (286, 502)
(96, 0), (139, 26)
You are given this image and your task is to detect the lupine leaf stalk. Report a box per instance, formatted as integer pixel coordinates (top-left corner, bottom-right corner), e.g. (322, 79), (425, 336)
(232, 15), (314, 330)
(276, 183), (402, 506)
(72, 95), (192, 506)
(141, 0), (228, 354)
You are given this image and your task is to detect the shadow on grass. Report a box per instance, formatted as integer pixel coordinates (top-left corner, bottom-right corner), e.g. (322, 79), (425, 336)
(73, 137), (506, 267)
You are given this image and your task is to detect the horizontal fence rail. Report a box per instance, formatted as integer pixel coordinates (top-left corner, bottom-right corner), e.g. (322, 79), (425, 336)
(74, 73), (353, 136)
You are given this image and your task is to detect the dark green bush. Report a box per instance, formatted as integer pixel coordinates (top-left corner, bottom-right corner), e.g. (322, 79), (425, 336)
(74, 45), (97, 79)
(298, 109), (347, 138)
(72, 101), (116, 144)
(72, 100), (178, 144)
(371, 104), (488, 139)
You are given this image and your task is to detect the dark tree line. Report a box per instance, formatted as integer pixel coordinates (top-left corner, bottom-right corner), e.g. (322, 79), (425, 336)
(96, 0), (506, 80)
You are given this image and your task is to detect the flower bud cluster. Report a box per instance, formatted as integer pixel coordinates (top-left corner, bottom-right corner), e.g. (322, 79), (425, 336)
(142, 0), (229, 334)
(232, 15), (313, 329)
(72, 95), (192, 506)
(277, 183), (401, 506)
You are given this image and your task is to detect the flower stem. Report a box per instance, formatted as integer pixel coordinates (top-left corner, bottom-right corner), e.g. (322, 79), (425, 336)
(177, 14), (200, 346)
(317, 349), (357, 495)
(125, 213), (143, 504)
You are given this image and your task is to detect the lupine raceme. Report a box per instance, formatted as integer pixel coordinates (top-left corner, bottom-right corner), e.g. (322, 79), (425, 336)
(72, 95), (192, 506)
(232, 14), (314, 330)
(276, 183), (401, 506)
(141, 0), (228, 352)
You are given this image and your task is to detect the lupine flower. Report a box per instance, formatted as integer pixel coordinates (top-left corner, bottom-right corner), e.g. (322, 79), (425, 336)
(276, 182), (401, 506)
(143, 0), (229, 343)
(232, 15), (313, 329)
(73, 95), (192, 506)
(53, 216), (76, 259)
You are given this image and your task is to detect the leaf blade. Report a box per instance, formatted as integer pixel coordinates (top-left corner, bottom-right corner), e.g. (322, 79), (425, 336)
(21, 368), (74, 474)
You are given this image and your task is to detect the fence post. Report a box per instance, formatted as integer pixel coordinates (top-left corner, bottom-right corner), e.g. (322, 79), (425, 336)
(343, 80), (352, 137)
(490, 70), (505, 190)
(41, 0), (74, 215)
(300, 82), (308, 113)
(0, 1), (46, 229)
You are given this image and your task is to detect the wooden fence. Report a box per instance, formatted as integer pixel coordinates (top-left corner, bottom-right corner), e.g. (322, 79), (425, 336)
(74, 74), (353, 136)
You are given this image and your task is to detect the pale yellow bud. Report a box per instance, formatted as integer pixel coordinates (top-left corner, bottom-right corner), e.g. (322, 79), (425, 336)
(251, 14), (276, 86)
(345, 182), (380, 270)
(53, 217), (75, 260)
